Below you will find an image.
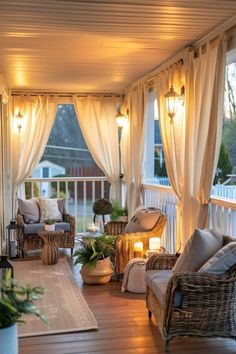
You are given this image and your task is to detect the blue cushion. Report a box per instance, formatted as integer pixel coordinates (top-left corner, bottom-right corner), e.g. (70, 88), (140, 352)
(145, 269), (182, 308)
(24, 222), (70, 235)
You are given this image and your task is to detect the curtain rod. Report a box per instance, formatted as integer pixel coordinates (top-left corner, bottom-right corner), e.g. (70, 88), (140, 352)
(10, 90), (122, 98)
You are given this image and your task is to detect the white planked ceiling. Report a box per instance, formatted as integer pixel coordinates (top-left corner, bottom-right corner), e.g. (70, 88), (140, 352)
(0, 0), (236, 93)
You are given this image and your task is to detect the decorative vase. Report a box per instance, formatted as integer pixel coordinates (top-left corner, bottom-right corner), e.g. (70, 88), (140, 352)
(45, 224), (55, 231)
(0, 324), (18, 354)
(80, 257), (113, 284)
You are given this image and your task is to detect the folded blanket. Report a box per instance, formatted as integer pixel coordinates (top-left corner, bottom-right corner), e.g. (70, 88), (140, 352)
(121, 258), (147, 293)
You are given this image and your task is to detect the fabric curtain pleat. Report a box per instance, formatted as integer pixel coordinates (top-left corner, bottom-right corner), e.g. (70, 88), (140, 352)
(11, 95), (57, 208)
(73, 96), (120, 202)
(121, 83), (147, 217)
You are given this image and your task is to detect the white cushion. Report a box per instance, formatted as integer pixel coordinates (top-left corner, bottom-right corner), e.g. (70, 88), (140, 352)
(172, 228), (223, 273)
(124, 206), (161, 233)
(39, 198), (62, 222)
(199, 241), (236, 274)
(126, 262), (146, 293)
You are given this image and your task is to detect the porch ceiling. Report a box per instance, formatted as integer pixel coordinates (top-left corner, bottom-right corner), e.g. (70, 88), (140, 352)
(0, 0), (236, 93)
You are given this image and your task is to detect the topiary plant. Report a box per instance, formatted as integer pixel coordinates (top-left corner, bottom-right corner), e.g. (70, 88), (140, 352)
(92, 198), (112, 225)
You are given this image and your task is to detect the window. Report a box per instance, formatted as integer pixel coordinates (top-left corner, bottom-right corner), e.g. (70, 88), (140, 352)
(42, 167), (49, 178)
(145, 91), (168, 185)
(213, 50), (236, 200)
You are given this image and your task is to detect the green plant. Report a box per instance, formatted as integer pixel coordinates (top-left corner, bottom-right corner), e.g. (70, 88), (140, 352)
(110, 201), (128, 221)
(44, 219), (55, 225)
(73, 235), (116, 269)
(0, 272), (48, 329)
(92, 198), (112, 215)
(25, 182), (40, 199)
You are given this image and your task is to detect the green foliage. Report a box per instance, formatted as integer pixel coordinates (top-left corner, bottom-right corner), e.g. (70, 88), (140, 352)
(73, 235), (116, 269)
(92, 198), (112, 215)
(222, 120), (236, 171)
(51, 174), (69, 198)
(25, 182), (40, 199)
(110, 201), (128, 221)
(215, 143), (233, 183)
(0, 272), (48, 329)
(44, 219), (55, 225)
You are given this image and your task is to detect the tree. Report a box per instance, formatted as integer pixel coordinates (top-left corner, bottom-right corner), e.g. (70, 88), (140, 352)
(215, 143), (232, 184)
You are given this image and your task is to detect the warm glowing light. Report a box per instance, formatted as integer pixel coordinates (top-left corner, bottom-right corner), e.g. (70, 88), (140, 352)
(164, 85), (182, 124)
(15, 110), (24, 133)
(149, 237), (161, 250)
(115, 111), (128, 128)
(134, 241), (143, 258)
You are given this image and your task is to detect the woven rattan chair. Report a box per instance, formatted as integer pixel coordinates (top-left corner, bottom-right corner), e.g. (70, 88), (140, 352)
(146, 236), (236, 351)
(16, 208), (76, 257)
(105, 211), (167, 275)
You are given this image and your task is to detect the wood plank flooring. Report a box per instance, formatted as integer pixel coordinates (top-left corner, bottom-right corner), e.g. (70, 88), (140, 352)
(19, 254), (236, 354)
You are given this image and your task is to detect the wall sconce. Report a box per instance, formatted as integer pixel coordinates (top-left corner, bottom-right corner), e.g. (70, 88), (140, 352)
(115, 110), (128, 128)
(15, 110), (24, 132)
(164, 85), (184, 124)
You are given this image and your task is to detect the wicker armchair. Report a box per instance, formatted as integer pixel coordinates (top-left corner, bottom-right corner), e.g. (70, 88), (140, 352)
(105, 212), (167, 275)
(16, 208), (76, 257)
(146, 236), (236, 351)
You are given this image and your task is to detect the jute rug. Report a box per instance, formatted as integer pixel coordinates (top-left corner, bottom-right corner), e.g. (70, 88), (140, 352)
(13, 257), (97, 337)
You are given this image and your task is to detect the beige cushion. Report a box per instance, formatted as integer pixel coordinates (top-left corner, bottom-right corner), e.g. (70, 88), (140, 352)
(18, 198), (40, 223)
(172, 228), (223, 273)
(199, 241), (236, 274)
(124, 207), (161, 233)
(39, 198), (62, 222)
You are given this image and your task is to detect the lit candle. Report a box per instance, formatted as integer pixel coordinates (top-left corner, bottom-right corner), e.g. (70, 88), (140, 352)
(149, 237), (161, 250)
(134, 242), (143, 258)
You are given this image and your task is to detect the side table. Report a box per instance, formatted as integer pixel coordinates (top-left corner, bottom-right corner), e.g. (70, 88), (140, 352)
(38, 229), (64, 265)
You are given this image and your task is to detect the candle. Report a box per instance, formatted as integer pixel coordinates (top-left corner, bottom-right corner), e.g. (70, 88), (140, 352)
(134, 241), (143, 258)
(149, 237), (161, 250)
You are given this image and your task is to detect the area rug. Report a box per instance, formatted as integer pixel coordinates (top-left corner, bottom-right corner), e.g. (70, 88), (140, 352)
(13, 257), (97, 337)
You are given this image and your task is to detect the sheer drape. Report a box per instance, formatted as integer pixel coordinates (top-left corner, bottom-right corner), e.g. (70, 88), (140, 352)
(155, 63), (186, 250)
(182, 36), (227, 245)
(11, 95), (57, 203)
(73, 96), (120, 201)
(155, 36), (226, 249)
(121, 83), (147, 216)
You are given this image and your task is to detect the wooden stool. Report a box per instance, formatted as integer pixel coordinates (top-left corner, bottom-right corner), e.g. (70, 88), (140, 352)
(38, 229), (64, 265)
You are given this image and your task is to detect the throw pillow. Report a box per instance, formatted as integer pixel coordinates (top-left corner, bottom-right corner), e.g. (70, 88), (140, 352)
(18, 198), (40, 223)
(172, 228), (224, 273)
(124, 206), (161, 233)
(57, 198), (66, 215)
(199, 241), (236, 274)
(39, 198), (62, 222)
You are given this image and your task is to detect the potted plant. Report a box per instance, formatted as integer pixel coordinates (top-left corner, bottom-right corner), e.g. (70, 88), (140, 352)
(110, 201), (128, 222)
(0, 272), (47, 354)
(44, 219), (56, 231)
(92, 198), (112, 231)
(73, 235), (116, 284)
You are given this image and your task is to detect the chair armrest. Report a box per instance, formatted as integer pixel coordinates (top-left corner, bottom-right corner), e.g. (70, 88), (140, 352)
(146, 254), (179, 270)
(105, 221), (128, 235)
(63, 213), (76, 236)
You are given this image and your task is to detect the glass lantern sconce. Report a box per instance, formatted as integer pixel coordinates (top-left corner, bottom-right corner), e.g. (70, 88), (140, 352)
(164, 85), (185, 124)
(15, 110), (24, 132)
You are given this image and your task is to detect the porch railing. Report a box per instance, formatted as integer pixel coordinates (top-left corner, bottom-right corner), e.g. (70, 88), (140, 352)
(142, 183), (178, 253)
(142, 183), (236, 252)
(24, 177), (110, 233)
(209, 197), (236, 238)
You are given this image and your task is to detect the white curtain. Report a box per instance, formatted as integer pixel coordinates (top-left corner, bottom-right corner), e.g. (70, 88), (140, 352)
(11, 95), (57, 206)
(182, 36), (227, 245)
(73, 95), (120, 201)
(155, 62), (186, 250)
(121, 83), (147, 216)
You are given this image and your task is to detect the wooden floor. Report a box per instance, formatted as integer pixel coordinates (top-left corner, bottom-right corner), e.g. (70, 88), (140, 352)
(19, 254), (236, 354)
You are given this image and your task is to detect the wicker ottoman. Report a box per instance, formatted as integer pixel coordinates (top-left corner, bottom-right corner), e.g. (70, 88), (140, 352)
(121, 258), (147, 293)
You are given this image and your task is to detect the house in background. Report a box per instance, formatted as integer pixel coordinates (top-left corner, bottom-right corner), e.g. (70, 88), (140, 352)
(32, 160), (65, 197)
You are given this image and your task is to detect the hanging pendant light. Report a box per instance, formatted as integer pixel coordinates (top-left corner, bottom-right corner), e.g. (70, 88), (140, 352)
(15, 110), (24, 132)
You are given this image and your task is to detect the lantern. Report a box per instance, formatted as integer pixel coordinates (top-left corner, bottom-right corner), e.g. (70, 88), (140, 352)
(6, 222), (21, 259)
(0, 255), (14, 281)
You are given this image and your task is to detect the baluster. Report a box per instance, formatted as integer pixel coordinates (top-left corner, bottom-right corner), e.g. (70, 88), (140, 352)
(83, 181), (86, 232)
